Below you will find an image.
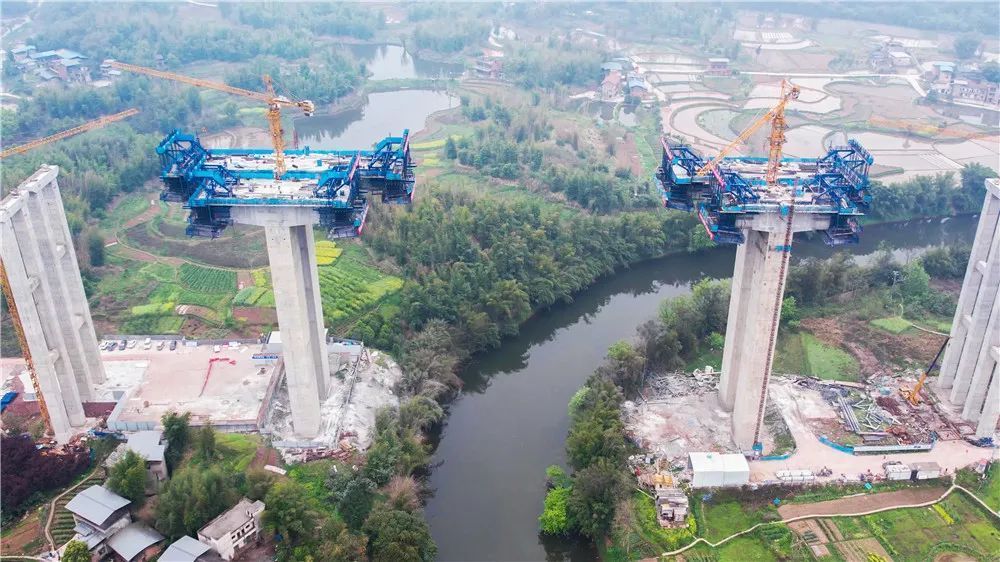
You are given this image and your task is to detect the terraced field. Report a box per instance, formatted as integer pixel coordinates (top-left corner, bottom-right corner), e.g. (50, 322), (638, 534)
(50, 474), (106, 547)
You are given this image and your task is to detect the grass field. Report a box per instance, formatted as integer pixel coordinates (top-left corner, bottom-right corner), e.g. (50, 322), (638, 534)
(870, 316), (912, 334)
(774, 331), (859, 381)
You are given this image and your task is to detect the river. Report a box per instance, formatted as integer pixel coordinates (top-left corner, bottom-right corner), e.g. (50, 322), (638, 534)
(293, 43), (459, 149)
(424, 215), (978, 562)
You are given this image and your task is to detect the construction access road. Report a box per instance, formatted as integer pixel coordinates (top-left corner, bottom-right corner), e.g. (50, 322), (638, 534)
(751, 380), (997, 483)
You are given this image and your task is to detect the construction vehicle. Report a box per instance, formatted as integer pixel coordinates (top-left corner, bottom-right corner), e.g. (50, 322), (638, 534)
(901, 336), (950, 406)
(109, 61), (314, 179)
(695, 80), (801, 182)
(0, 109), (139, 160)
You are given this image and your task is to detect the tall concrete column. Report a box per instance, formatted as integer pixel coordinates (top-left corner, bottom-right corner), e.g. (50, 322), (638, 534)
(950, 240), (1000, 405)
(1, 166), (96, 441)
(719, 229), (757, 411)
(232, 206), (329, 438)
(726, 229), (791, 450)
(974, 352), (999, 439)
(961, 297), (999, 422)
(939, 181), (1000, 388)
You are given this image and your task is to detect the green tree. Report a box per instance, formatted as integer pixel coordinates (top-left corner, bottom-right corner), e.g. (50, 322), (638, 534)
(61, 539), (91, 562)
(363, 507), (437, 562)
(196, 423), (216, 461)
(983, 61), (1000, 83)
(243, 469), (275, 501)
(155, 465), (236, 540)
(337, 475), (376, 530)
(264, 480), (319, 556)
(566, 458), (625, 539)
(161, 411), (191, 471)
(954, 35), (981, 59)
(87, 232), (105, 267)
(398, 395), (444, 432)
(539, 486), (572, 535)
(107, 450), (147, 505)
(444, 136), (457, 159)
(780, 295), (801, 329)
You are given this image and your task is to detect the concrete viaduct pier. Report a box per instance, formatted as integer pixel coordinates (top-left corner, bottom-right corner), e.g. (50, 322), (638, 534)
(718, 211), (833, 451)
(0, 166), (106, 441)
(936, 178), (1000, 439)
(232, 207), (330, 438)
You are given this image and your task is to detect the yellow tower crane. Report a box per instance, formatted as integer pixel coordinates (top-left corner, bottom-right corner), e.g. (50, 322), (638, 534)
(109, 61), (315, 179)
(0, 108), (139, 160)
(695, 80), (801, 185)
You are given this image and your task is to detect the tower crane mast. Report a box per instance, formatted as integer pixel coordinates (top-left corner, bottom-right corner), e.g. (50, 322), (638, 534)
(695, 80), (800, 184)
(0, 109), (139, 160)
(109, 61), (315, 180)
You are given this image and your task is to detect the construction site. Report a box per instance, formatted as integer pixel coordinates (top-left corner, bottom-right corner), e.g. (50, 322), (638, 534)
(626, 70), (999, 488)
(0, 59), (415, 458)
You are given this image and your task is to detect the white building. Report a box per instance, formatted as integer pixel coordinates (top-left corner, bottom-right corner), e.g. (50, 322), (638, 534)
(104, 430), (170, 492)
(197, 498), (265, 560)
(688, 452), (750, 488)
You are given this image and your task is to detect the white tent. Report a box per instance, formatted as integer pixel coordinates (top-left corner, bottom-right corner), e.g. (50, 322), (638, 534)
(688, 452), (750, 488)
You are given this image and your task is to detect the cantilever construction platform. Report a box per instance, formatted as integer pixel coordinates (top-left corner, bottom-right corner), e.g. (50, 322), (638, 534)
(656, 138), (874, 451)
(156, 129), (414, 238)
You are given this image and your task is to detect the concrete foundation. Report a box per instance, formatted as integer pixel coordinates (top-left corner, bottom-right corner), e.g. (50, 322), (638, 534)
(0, 166), (106, 440)
(937, 178), (1000, 439)
(232, 206), (330, 438)
(720, 210), (831, 450)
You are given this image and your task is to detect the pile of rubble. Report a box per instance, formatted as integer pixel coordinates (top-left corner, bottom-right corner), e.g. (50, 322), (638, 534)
(643, 367), (719, 399)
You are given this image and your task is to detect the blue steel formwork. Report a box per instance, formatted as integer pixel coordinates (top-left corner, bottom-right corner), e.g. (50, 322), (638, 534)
(654, 137), (873, 246)
(155, 129), (415, 238)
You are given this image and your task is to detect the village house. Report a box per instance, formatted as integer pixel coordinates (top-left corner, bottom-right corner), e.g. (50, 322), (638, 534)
(706, 57), (732, 77)
(626, 72), (651, 99)
(104, 430), (170, 493)
(107, 522), (165, 562)
(161, 536), (223, 562)
(601, 70), (623, 99)
(64, 485), (133, 559)
(474, 57), (503, 80)
(951, 78), (1000, 106)
(197, 498), (266, 561)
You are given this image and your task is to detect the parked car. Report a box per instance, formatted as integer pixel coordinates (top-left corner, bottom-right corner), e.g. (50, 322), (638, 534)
(213, 345), (221, 353)
(156, 340), (165, 350)
(169, 340), (177, 351)
(127, 340), (137, 349)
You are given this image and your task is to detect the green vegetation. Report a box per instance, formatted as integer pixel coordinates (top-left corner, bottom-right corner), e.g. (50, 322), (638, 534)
(800, 332), (860, 381)
(317, 244), (403, 326)
(178, 264), (237, 293)
(870, 316), (913, 334)
(61, 540), (90, 562)
(106, 450), (147, 506)
(315, 240), (343, 266)
(958, 465), (1000, 512)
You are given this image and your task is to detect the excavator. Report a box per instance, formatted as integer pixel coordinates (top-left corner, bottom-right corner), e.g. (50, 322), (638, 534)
(900, 336), (950, 406)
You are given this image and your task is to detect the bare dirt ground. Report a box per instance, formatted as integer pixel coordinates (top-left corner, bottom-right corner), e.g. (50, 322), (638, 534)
(835, 537), (894, 562)
(755, 379), (991, 482)
(1, 510), (45, 556)
(788, 519), (830, 557)
(233, 306), (277, 325)
(202, 126), (271, 149)
(777, 487), (946, 519)
(237, 270), (254, 290)
(249, 446), (282, 471)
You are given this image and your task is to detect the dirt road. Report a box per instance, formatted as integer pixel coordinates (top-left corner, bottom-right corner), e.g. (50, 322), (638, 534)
(777, 487), (946, 519)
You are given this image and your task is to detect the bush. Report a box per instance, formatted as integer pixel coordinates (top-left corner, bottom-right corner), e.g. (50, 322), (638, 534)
(539, 486), (572, 535)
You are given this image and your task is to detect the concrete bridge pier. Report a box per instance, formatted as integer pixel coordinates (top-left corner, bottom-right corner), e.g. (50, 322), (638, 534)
(719, 211), (831, 451)
(232, 207), (330, 438)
